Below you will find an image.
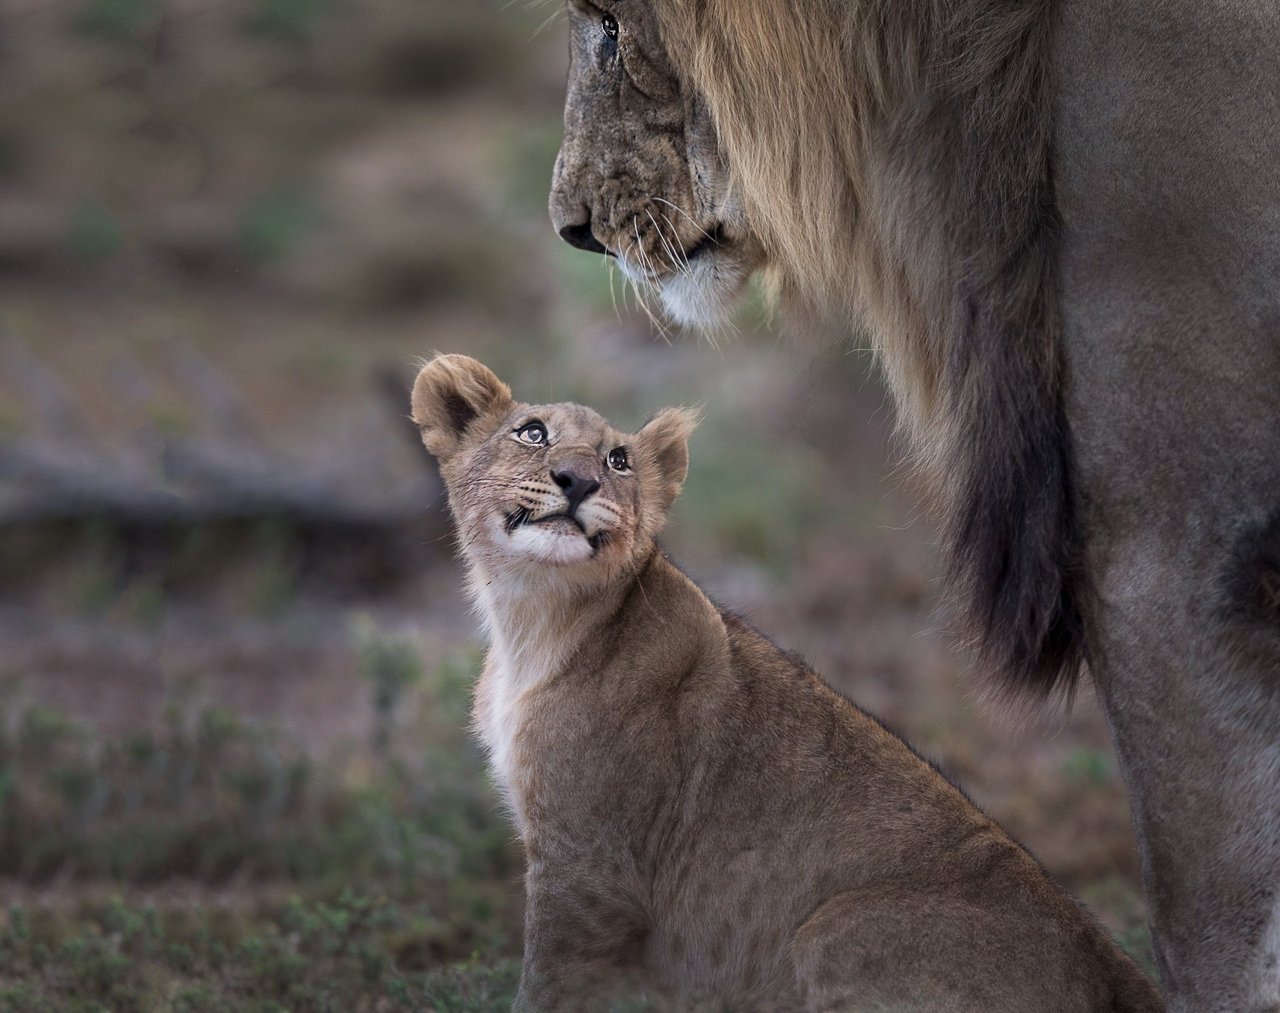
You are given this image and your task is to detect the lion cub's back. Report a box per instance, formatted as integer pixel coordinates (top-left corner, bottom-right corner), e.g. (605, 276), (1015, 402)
(648, 608), (1161, 1010)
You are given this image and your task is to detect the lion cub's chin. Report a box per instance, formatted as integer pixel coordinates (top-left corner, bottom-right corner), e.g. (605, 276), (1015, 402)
(503, 518), (598, 567)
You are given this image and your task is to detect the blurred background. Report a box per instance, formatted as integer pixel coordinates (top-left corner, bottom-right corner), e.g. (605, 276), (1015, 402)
(0, 0), (1148, 1008)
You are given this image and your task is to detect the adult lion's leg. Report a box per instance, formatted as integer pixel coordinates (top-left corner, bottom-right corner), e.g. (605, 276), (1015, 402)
(1060, 267), (1280, 1012)
(1060, 238), (1280, 1011)
(1078, 538), (1280, 1012)
(1060, 248), (1280, 1009)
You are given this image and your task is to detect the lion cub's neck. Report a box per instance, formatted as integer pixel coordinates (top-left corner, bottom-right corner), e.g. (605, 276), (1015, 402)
(466, 553), (650, 830)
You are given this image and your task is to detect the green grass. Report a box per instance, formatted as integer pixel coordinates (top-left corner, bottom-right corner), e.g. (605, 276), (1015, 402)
(69, 203), (123, 262)
(0, 896), (521, 1011)
(0, 661), (513, 892)
(677, 434), (826, 572)
(0, 641), (525, 1007)
(1079, 876), (1156, 977)
(245, 0), (335, 43)
(1062, 747), (1114, 787)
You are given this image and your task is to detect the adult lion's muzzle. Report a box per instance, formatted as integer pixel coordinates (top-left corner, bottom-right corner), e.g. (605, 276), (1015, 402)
(548, 0), (764, 328)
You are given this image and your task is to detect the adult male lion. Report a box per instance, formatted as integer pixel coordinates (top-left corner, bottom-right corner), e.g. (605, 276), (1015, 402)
(546, 2), (1280, 1010)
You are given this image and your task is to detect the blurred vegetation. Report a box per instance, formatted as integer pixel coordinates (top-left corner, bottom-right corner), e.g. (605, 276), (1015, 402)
(247, 0), (334, 42)
(0, 647), (507, 889)
(0, 645), (525, 1008)
(240, 189), (318, 265)
(76, 0), (159, 40)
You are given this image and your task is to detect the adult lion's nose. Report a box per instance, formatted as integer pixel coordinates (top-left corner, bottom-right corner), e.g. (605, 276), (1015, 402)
(556, 218), (610, 256)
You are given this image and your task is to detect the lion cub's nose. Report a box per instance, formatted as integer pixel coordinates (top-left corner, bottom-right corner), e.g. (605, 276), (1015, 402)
(550, 468), (601, 515)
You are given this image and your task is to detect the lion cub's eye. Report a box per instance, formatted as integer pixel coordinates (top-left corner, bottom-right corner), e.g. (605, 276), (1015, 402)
(515, 422), (548, 446)
(607, 447), (630, 473)
(601, 13), (618, 39)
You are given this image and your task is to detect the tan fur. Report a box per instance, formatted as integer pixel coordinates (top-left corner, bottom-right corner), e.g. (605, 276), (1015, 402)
(412, 354), (1162, 1012)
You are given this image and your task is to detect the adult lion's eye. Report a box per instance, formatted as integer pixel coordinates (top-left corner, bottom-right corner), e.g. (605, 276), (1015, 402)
(607, 447), (630, 473)
(601, 13), (618, 39)
(515, 422), (548, 446)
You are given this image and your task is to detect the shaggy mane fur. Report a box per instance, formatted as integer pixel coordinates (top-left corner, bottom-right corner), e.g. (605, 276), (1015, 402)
(658, 0), (1083, 696)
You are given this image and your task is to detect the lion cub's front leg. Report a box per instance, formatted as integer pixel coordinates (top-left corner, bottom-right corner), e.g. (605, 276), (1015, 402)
(514, 858), (653, 1012)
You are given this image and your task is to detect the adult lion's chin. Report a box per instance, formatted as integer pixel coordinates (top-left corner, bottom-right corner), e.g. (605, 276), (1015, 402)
(619, 237), (764, 331)
(656, 255), (755, 329)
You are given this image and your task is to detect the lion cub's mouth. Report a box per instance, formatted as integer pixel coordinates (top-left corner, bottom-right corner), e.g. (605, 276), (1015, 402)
(503, 508), (610, 552)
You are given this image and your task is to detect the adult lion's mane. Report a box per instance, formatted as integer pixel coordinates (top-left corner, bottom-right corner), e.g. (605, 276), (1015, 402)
(659, 0), (1081, 695)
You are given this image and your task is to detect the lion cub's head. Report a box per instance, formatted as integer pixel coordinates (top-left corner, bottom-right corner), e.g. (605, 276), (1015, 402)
(412, 355), (696, 576)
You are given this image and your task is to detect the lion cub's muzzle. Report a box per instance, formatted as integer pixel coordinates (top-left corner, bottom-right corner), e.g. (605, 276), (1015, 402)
(550, 467), (600, 516)
(505, 461), (618, 552)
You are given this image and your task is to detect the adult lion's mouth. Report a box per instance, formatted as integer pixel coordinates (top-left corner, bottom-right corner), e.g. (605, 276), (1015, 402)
(683, 223), (726, 262)
(611, 222), (726, 279)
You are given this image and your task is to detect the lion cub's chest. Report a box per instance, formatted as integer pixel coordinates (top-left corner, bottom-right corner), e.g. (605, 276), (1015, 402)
(473, 658), (534, 832)
(472, 636), (577, 835)
(472, 645), (663, 843)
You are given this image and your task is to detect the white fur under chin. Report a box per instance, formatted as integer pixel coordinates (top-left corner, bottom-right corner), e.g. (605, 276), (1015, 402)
(464, 504), (623, 828)
(618, 252), (746, 329)
(657, 256), (747, 328)
(468, 570), (577, 833)
(506, 523), (594, 565)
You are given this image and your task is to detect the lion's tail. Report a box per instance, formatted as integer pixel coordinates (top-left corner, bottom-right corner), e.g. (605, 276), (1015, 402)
(940, 3), (1086, 699)
(944, 239), (1085, 699)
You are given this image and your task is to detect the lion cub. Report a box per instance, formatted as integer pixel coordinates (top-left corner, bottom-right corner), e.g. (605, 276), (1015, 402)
(412, 354), (1163, 1013)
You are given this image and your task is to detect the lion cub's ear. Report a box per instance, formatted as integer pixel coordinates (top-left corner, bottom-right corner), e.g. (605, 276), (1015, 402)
(639, 407), (700, 510)
(411, 354), (513, 460)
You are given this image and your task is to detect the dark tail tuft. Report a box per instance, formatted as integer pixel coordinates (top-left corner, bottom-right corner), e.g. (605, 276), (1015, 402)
(937, 0), (1085, 699)
(943, 207), (1085, 699)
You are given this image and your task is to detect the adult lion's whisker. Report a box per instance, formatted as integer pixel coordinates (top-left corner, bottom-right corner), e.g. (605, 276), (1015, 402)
(652, 196), (715, 242)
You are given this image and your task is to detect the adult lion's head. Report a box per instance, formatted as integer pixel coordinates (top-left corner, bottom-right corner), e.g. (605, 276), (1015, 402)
(549, 1), (923, 395)
(548, 1), (770, 328)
